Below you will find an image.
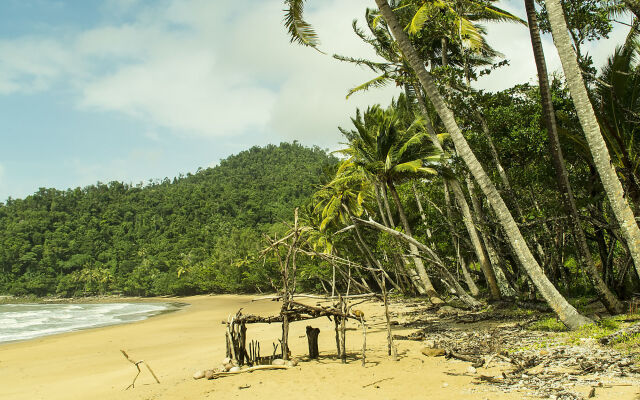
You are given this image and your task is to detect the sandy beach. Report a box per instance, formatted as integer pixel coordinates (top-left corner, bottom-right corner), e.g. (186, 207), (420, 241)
(0, 295), (637, 400)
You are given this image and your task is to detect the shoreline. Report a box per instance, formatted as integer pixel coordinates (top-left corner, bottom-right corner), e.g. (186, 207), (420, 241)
(0, 300), (189, 346)
(0, 294), (636, 400)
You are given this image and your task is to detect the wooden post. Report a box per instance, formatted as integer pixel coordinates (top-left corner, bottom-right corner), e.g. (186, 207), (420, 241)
(382, 271), (397, 360)
(340, 298), (347, 364)
(225, 330), (231, 359)
(334, 316), (341, 359)
(239, 322), (247, 366)
(360, 316), (367, 367)
(281, 313), (290, 360)
(306, 326), (320, 359)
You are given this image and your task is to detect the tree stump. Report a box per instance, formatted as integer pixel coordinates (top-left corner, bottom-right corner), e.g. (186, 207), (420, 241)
(306, 326), (320, 359)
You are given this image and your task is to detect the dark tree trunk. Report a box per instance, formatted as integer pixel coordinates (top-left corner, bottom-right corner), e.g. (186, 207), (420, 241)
(306, 326), (320, 359)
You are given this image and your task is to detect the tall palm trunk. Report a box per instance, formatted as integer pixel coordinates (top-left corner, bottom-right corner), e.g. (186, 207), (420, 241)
(386, 180), (443, 303)
(465, 176), (517, 297)
(545, 0), (640, 280)
(376, 182), (427, 295)
(444, 181), (480, 296)
(413, 87), (500, 299)
(448, 180), (501, 299)
(374, 0), (591, 329)
(524, 0), (624, 314)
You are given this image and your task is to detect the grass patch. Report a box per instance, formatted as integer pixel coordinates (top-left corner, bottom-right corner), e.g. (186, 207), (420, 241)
(527, 317), (568, 332)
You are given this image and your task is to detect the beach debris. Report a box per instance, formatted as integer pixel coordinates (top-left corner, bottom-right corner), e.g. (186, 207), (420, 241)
(238, 384), (251, 390)
(287, 358), (299, 367)
(120, 349), (160, 390)
(599, 322), (640, 345)
(271, 359), (286, 366)
(193, 370), (205, 380)
(204, 365), (290, 380)
(421, 347), (446, 357)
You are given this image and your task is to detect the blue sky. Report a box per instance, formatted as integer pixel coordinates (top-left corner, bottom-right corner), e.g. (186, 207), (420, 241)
(0, 0), (631, 201)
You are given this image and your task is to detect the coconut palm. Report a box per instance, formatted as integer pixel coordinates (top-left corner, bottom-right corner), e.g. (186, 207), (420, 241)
(524, 0), (624, 314)
(335, 14), (503, 298)
(545, 0), (640, 280)
(339, 104), (447, 302)
(283, 0), (592, 328)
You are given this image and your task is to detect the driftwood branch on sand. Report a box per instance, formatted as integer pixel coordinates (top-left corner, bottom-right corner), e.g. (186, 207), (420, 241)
(120, 350), (160, 390)
(204, 365), (290, 380)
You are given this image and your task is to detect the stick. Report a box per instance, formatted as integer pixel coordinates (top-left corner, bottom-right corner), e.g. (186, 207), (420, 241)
(120, 350), (160, 390)
(206, 365), (290, 380)
(362, 377), (394, 388)
(381, 271), (397, 361)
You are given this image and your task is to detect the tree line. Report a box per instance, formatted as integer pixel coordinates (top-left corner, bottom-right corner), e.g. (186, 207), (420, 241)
(0, 142), (335, 297)
(279, 0), (640, 329)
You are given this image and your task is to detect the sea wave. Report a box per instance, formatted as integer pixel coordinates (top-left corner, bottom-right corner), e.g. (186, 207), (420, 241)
(0, 302), (180, 344)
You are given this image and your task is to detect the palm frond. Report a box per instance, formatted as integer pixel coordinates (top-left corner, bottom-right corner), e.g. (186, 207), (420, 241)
(407, 3), (433, 35)
(332, 54), (390, 73)
(346, 75), (392, 99)
(284, 0), (320, 48)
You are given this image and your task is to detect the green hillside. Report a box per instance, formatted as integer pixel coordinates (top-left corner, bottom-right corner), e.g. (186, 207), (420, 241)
(0, 142), (336, 297)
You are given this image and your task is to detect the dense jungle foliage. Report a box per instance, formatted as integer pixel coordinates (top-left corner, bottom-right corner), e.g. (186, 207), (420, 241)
(0, 142), (336, 296)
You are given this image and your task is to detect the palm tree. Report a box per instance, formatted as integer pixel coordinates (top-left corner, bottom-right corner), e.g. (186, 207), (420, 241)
(283, 0), (592, 329)
(340, 104), (445, 302)
(523, 0), (624, 314)
(371, 0), (592, 328)
(335, 14), (503, 298)
(545, 0), (640, 281)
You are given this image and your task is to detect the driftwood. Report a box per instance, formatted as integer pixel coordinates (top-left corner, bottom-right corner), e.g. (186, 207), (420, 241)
(251, 293), (377, 302)
(120, 350), (160, 390)
(206, 365), (290, 380)
(362, 377), (394, 388)
(445, 349), (485, 368)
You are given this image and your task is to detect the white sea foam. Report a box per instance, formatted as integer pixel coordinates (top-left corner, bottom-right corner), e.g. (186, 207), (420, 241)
(0, 302), (181, 344)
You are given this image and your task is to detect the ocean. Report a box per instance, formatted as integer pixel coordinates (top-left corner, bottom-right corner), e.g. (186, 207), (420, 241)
(0, 302), (184, 344)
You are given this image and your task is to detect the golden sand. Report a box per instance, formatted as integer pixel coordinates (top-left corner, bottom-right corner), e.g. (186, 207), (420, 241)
(0, 295), (636, 400)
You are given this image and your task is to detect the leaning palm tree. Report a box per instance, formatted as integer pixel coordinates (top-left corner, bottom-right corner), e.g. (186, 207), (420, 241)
(545, 0), (640, 280)
(523, 0), (624, 314)
(283, 0), (592, 329)
(335, 14), (504, 298)
(340, 104), (446, 302)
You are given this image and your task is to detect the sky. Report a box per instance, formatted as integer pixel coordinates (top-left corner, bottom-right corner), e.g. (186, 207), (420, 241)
(0, 0), (632, 201)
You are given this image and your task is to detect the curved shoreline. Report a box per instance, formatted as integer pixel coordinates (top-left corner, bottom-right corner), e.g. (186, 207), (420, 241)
(0, 300), (189, 346)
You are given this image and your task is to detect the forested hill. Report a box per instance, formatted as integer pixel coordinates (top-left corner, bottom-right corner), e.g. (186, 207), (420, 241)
(0, 142), (336, 297)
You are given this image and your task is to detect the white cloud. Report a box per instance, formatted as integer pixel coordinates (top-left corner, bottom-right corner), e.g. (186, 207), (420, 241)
(476, 1), (630, 92)
(0, 0), (400, 144)
(0, 0), (628, 145)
